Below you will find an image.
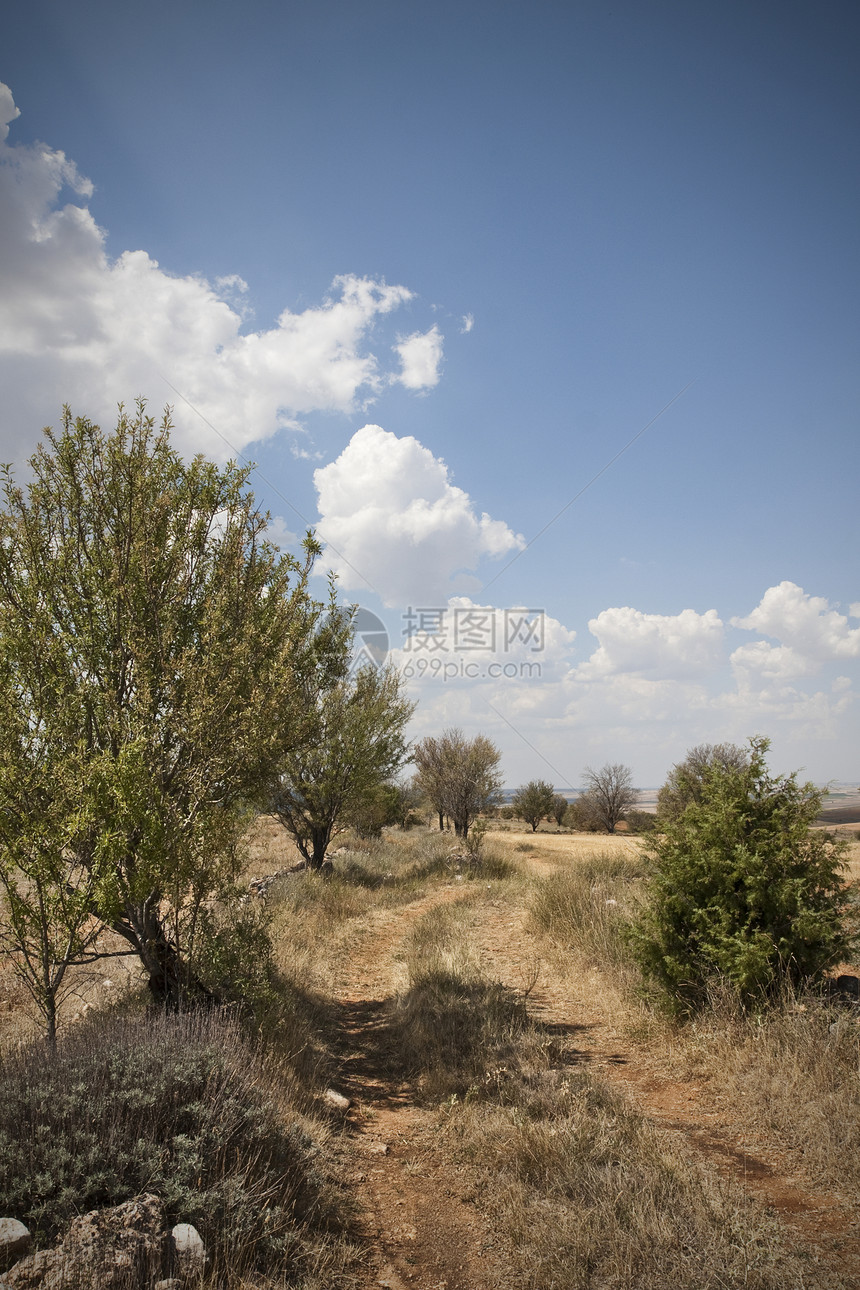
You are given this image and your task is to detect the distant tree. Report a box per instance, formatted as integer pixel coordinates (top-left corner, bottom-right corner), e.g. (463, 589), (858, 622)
(564, 801), (601, 832)
(624, 809), (658, 835)
(272, 662), (414, 867)
(657, 743), (749, 824)
(512, 780), (556, 832)
(551, 794), (569, 827)
(413, 728), (503, 838)
(349, 778), (421, 838)
(631, 737), (854, 1012)
(579, 763), (638, 834)
(0, 403), (324, 1028)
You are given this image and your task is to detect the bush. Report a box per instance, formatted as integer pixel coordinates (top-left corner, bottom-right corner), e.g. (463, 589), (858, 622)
(624, 808), (658, 834)
(631, 737), (855, 1013)
(0, 1011), (342, 1275)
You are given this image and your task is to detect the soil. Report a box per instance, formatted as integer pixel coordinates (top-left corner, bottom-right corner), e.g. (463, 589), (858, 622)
(328, 838), (860, 1290)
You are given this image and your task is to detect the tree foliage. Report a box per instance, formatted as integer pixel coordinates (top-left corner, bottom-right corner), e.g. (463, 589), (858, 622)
(551, 794), (569, 827)
(272, 658), (414, 867)
(578, 763), (638, 833)
(0, 402), (325, 1027)
(412, 728), (503, 838)
(512, 780), (555, 832)
(657, 742), (749, 825)
(631, 737), (853, 1012)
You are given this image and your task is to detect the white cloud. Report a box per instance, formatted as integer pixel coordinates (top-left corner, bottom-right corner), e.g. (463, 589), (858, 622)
(393, 325), (444, 390)
(460, 313), (474, 334)
(313, 425), (523, 606)
(576, 605), (724, 680)
(0, 82), (428, 463)
(731, 581), (860, 669)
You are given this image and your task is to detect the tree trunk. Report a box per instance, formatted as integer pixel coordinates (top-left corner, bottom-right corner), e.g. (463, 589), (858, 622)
(113, 903), (215, 1008)
(308, 824), (331, 871)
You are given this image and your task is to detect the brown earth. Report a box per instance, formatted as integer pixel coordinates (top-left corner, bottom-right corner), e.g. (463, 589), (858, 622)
(329, 835), (860, 1290)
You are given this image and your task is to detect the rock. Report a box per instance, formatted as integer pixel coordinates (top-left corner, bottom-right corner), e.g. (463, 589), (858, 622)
(367, 1141), (389, 1156)
(171, 1223), (206, 1276)
(0, 1221), (31, 1273)
(154, 1281), (183, 1290)
(5, 1194), (165, 1289)
(323, 1088), (351, 1112)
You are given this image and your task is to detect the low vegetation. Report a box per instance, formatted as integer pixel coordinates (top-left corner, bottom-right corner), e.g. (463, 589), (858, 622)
(0, 1010), (357, 1287)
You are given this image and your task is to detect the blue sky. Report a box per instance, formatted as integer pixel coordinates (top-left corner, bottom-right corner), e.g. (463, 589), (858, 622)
(2, 0), (858, 788)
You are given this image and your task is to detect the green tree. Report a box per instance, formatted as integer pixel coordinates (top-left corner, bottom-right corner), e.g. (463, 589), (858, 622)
(512, 780), (555, 832)
(551, 793), (569, 827)
(0, 403), (324, 1025)
(272, 662), (415, 868)
(657, 742), (749, 824)
(579, 763), (638, 833)
(631, 737), (853, 1013)
(413, 728), (503, 838)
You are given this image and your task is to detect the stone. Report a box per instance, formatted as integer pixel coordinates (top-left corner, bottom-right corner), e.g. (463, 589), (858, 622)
(4, 1193), (165, 1289)
(154, 1281), (183, 1290)
(323, 1088), (351, 1112)
(0, 1221), (30, 1273)
(171, 1223), (206, 1275)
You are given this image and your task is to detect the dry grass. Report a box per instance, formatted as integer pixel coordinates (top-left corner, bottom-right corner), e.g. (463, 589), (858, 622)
(393, 893), (837, 1289)
(677, 985), (860, 1199)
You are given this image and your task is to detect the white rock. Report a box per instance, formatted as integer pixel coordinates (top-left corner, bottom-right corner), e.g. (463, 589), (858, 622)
(323, 1088), (351, 1111)
(171, 1223), (206, 1271)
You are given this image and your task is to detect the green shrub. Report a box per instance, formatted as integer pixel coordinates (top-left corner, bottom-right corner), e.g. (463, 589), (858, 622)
(0, 1011), (342, 1274)
(630, 737), (854, 1014)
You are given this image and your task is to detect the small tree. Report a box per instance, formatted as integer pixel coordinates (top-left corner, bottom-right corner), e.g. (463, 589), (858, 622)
(0, 403), (324, 1020)
(272, 662), (414, 868)
(413, 728), (503, 838)
(551, 794), (569, 827)
(512, 780), (555, 832)
(579, 763), (638, 833)
(657, 742), (749, 824)
(631, 737), (853, 1013)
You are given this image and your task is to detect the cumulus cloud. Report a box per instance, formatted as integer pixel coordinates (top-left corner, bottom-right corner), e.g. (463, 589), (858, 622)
(313, 425), (523, 606)
(0, 82), (427, 462)
(460, 313), (474, 334)
(576, 606), (724, 680)
(730, 581), (860, 675)
(393, 325), (444, 390)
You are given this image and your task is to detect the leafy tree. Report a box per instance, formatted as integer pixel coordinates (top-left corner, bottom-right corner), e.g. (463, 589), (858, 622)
(579, 763), (638, 833)
(0, 403), (324, 1023)
(657, 742), (749, 824)
(631, 737), (853, 1013)
(512, 780), (555, 832)
(564, 800), (601, 832)
(413, 728), (503, 838)
(272, 662), (414, 867)
(551, 794), (569, 827)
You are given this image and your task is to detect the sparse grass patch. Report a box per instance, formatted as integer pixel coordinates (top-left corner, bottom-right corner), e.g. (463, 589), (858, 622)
(678, 983), (860, 1199)
(394, 888), (832, 1288)
(0, 1010), (358, 1287)
(530, 849), (645, 980)
(446, 1064), (830, 1289)
(393, 900), (531, 1099)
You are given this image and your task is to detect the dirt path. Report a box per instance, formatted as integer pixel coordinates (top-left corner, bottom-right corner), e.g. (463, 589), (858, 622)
(329, 885), (505, 1290)
(329, 841), (860, 1286)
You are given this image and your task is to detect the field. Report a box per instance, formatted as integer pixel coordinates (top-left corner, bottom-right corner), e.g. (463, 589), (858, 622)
(2, 819), (860, 1289)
